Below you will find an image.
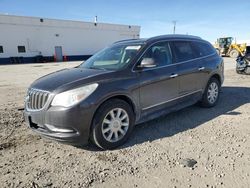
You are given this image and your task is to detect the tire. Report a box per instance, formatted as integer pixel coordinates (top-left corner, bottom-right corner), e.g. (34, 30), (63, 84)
(229, 49), (239, 58)
(236, 70), (242, 74)
(91, 99), (135, 150)
(244, 67), (250, 74)
(200, 77), (220, 108)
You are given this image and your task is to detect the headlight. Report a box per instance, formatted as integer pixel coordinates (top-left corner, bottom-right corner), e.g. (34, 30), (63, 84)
(51, 83), (98, 107)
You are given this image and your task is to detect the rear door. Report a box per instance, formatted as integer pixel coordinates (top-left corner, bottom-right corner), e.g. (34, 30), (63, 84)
(191, 41), (216, 90)
(171, 41), (200, 95)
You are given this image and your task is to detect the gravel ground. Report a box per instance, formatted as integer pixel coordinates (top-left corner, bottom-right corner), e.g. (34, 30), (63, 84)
(0, 58), (250, 188)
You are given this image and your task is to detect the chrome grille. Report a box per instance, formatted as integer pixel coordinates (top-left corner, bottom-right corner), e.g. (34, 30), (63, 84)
(27, 89), (50, 110)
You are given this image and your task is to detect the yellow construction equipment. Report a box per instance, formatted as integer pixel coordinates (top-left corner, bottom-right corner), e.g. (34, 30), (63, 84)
(214, 37), (246, 58)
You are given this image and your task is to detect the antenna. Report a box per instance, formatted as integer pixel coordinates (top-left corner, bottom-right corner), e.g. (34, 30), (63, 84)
(172, 20), (177, 34)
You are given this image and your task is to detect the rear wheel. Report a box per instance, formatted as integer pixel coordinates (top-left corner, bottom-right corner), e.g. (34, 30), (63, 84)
(229, 49), (239, 58)
(200, 78), (220, 107)
(91, 99), (135, 150)
(244, 67), (250, 74)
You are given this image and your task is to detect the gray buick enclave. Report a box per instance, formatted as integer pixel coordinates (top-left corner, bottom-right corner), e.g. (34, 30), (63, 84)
(24, 35), (224, 149)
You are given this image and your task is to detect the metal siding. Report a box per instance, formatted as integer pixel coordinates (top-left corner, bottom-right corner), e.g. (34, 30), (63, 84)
(0, 14), (140, 63)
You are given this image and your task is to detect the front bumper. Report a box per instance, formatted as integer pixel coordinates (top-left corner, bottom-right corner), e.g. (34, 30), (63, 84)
(24, 102), (96, 146)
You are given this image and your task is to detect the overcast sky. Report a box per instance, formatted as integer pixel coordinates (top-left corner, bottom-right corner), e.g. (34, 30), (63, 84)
(1, 0), (250, 42)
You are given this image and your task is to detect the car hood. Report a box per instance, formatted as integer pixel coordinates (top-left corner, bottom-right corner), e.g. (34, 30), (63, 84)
(30, 67), (112, 92)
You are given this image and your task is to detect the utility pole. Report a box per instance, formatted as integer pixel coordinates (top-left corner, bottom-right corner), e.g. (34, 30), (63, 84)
(172, 20), (177, 34)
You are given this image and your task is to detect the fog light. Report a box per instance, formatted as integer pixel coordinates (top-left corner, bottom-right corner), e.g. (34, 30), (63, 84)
(45, 124), (75, 133)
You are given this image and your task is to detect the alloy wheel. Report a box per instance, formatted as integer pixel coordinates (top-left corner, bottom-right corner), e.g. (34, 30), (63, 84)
(101, 108), (129, 143)
(207, 82), (219, 104)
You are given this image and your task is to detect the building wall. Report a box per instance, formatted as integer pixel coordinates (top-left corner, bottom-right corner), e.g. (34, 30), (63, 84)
(0, 15), (140, 64)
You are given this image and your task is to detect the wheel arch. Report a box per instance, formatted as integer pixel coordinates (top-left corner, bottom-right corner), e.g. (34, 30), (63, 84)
(209, 73), (222, 86)
(102, 94), (137, 115)
(89, 94), (138, 135)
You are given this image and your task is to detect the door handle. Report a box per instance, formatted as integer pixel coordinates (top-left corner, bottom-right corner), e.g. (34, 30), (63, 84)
(198, 67), (205, 71)
(170, 73), (178, 78)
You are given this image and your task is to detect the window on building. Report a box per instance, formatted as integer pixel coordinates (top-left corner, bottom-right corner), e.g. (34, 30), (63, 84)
(0, 46), (3, 53)
(18, 46), (26, 53)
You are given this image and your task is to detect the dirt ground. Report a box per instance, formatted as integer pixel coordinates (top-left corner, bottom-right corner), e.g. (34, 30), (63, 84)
(0, 58), (249, 188)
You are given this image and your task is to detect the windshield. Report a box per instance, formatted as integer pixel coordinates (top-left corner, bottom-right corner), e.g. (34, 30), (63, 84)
(80, 44), (142, 70)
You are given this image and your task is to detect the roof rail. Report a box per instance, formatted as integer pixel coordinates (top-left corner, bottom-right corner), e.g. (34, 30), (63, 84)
(113, 38), (140, 44)
(149, 34), (202, 40)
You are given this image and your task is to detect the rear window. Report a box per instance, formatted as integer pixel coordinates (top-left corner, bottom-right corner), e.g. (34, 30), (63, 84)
(171, 41), (196, 63)
(192, 41), (215, 57)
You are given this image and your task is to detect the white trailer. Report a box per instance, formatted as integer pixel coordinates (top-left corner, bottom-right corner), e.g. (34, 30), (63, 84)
(0, 14), (140, 64)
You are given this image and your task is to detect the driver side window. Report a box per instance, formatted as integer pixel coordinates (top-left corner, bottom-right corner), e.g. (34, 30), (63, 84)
(139, 42), (172, 69)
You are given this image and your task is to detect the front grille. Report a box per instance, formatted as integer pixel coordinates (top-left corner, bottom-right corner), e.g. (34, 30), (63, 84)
(27, 89), (50, 110)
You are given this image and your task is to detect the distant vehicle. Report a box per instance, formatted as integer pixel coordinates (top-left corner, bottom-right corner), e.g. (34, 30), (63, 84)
(236, 46), (250, 74)
(214, 37), (246, 58)
(24, 35), (224, 150)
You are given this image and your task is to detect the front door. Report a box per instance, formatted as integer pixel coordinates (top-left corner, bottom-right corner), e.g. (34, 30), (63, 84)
(136, 41), (179, 114)
(55, 46), (63, 62)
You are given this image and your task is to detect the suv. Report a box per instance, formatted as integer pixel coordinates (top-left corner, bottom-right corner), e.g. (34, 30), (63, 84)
(24, 35), (224, 149)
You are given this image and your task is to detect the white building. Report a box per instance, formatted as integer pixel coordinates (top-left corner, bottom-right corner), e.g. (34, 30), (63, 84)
(0, 14), (140, 64)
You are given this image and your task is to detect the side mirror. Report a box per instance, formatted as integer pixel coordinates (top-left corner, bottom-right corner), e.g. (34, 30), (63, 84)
(139, 58), (157, 68)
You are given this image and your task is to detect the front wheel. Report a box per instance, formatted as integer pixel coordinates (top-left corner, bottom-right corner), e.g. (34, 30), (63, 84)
(91, 99), (135, 150)
(229, 49), (239, 58)
(200, 78), (220, 107)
